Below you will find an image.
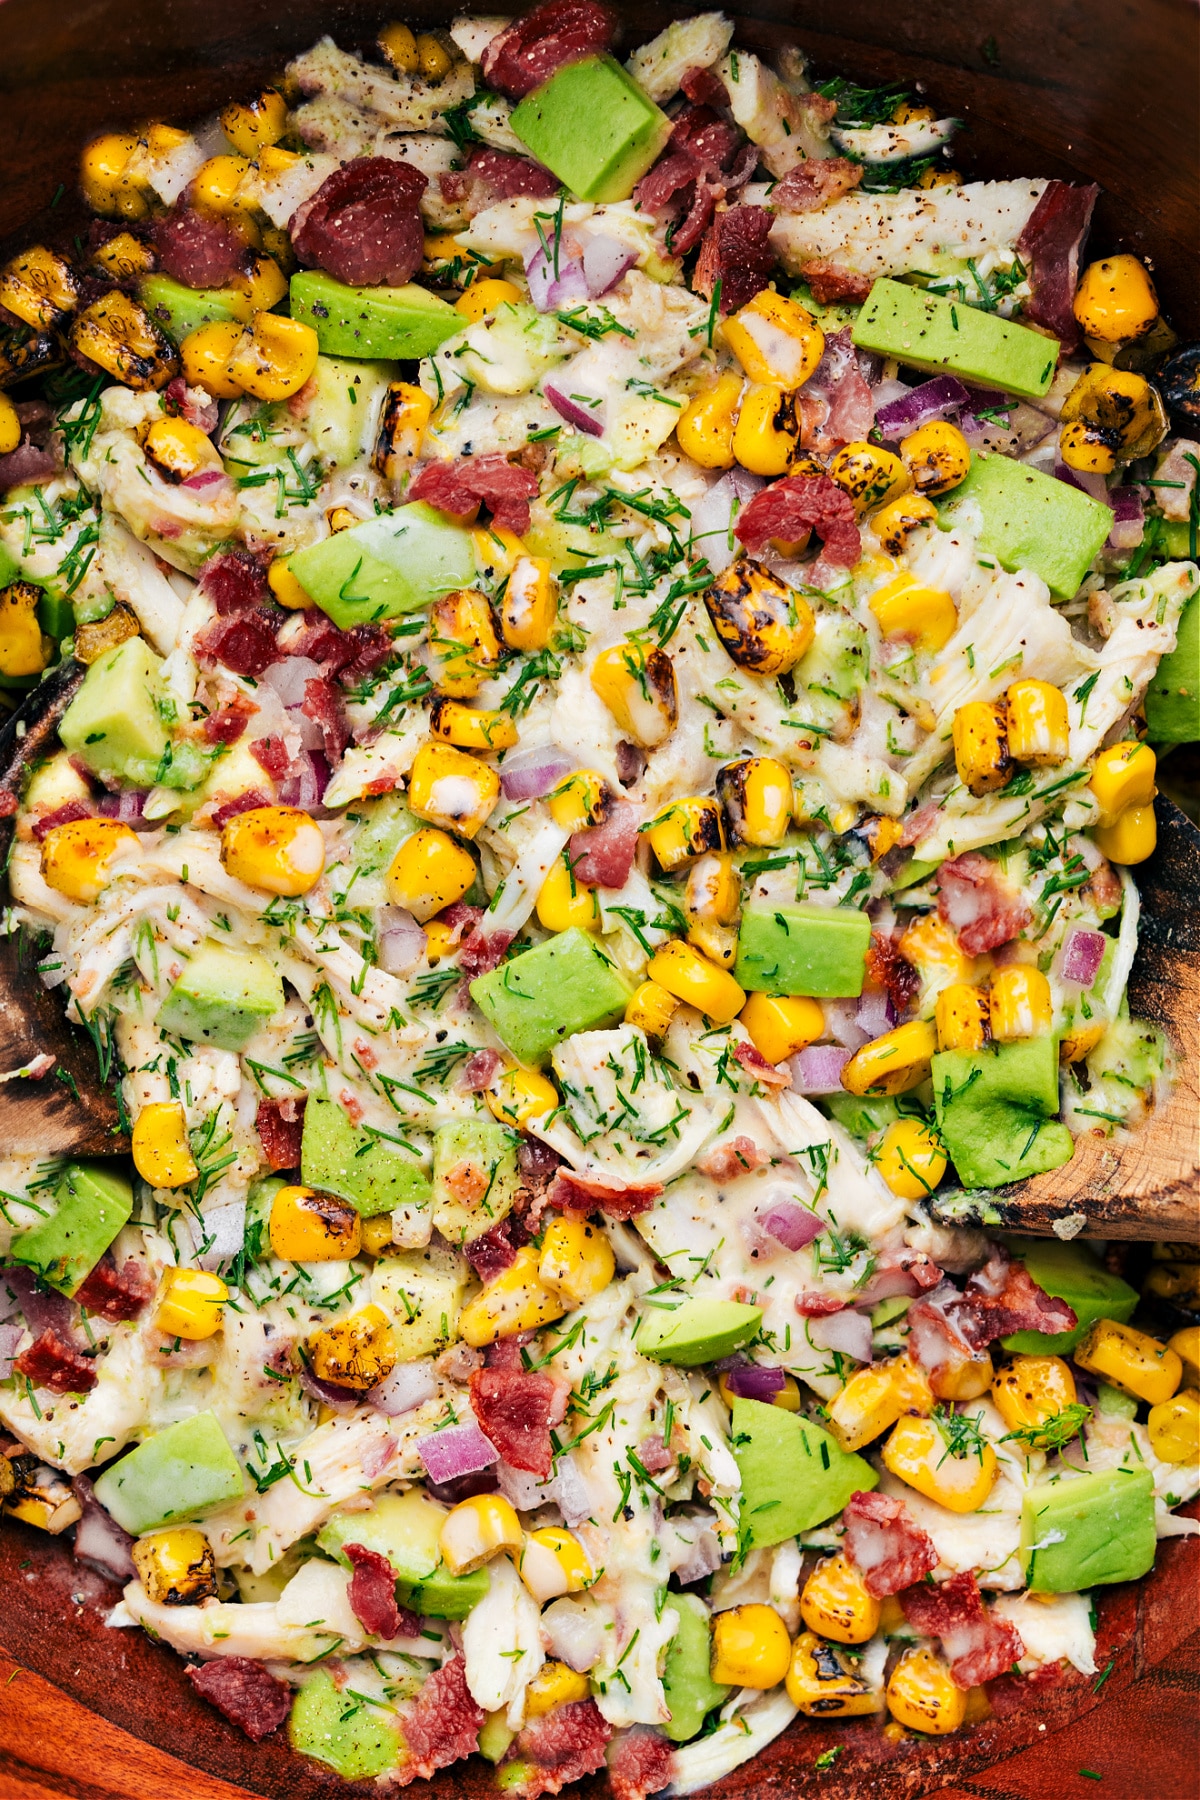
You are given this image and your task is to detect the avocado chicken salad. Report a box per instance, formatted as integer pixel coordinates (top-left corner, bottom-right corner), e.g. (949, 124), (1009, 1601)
(0, 4), (1198, 1792)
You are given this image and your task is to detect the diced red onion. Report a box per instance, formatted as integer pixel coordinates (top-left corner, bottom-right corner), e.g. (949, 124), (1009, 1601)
(525, 243), (588, 312)
(689, 467), (765, 575)
(808, 1307), (873, 1362)
(377, 905), (427, 976)
(0, 1321), (21, 1381)
(854, 988), (892, 1039)
(461, 1047), (502, 1092)
(720, 1361), (786, 1400)
(299, 1366), (360, 1412)
(497, 1460), (552, 1510)
(1059, 926), (1108, 987)
(287, 701), (326, 752)
(544, 382), (605, 437)
(278, 749), (329, 809)
(873, 375), (971, 439)
(789, 1045), (852, 1094)
(546, 1453), (591, 1527)
(821, 997), (870, 1050)
(417, 1420), (498, 1484)
(1055, 460), (1110, 505)
(757, 1199), (823, 1251)
(71, 1475), (136, 1582)
(668, 1509), (723, 1585)
(264, 656), (324, 708)
(582, 233), (636, 298)
(369, 1357), (437, 1416)
(96, 789), (151, 827)
(1106, 485), (1145, 550)
(500, 745), (575, 800)
(5, 1264), (76, 1338)
(181, 469), (230, 491)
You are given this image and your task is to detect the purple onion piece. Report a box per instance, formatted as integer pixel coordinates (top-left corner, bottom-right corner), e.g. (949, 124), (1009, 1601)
(500, 746), (575, 801)
(369, 1357), (438, 1417)
(789, 1045), (852, 1095)
(873, 375), (972, 439)
(1055, 461), (1111, 506)
(1107, 484), (1145, 550)
(71, 1475), (136, 1582)
(417, 1420), (499, 1485)
(264, 655), (323, 708)
(544, 383), (605, 437)
(854, 988), (892, 1040)
(525, 243), (587, 312)
(582, 233), (637, 298)
(1059, 926), (1108, 987)
(722, 1362), (786, 1400)
(0, 1321), (22, 1381)
(299, 1366), (360, 1412)
(757, 1200), (823, 1251)
(3, 1264), (77, 1339)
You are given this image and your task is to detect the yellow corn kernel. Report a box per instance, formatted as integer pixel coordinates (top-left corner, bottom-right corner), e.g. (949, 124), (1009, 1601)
(227, 312), (319, 402)
(625, 980), (680, 1039)
(886, 1645), (966, 1735)
(953, 700), (1012, 797)
(519, 1528), (593, 1603)
(325, 506), (358, 535)
(80, 133), (145, 218)
(786, 1630), (884, 1716)
(0, 246), (80, 332)
(143, 415), (219, 483)
(155, 1268), (229, 1341)
(430, 588), (502, 698)
(423, 917), (459, 964)
(881, 1414), (997, 1513)
(72, 608), (143, 669)
(685, 853), (741, 927)
(589, 641), (678, 747)
(500, 555), (558, 652)
(1005, 678), (1070, 766)
(935, 983), (990, 1054)
(267, 558), (315, 610)
(269, 1184), (361, 1262)
(800, 1551), (881, 1645)
(869, 572), (958, 654)
(455, 277), (523, 323)
(226, 253), (288, 320)
(222, 804), (325, 896)
(710, 1603), (792, 1689)
(548, 770), (612, 833)
(487, 1067), (558, 1132)
(841, 1020), (938, 1097)
(308, 1305), (396, 1390)
(429, 694), (518, 753)
(1059, 1020), (1107, 1064)
(827, 1355), (933, 1454)
(899, 420), (971, 496)
(1074, 255), (1159, 343)
(739, 993), (823, 1065)
(829, 441), (911, 515)
(1147, 1390), (1200, 1464)
(473, 526), (527, 579)
(931, 1353), (994, 1404)
(989, 966), (1052, 1041)
(369, 383), (432, 483)
(677, 370), (743, 469)
(645, 797), (725, 873)
(991, 1355), (1078, 1445)
(459, 1244), (567, 1346)
(70, 290), (178, 391)
(893, 100), (937, 124)
(522, 1659), (590, 1717)
(685, 916), (738, 969)
(901, 914), (975, 989)
(1075, 1319), (1181, 1404)
(646, 940), (746, 1026)
(1061, 364), (1166, 461)
(191, 154), (253, 216)
(407, 742), (501, 839)
(1091, 743), (1156, 830)
(180, 319), (245, 398)
(0, 396), (20, 457)
(1144, 1261), (1200, 1305)
(220, 89), (289, 158)
(361, 1214), (396, 1257)
(717, 756), (793, 847)
(1060, 418), (1117, 475)
(1092, 801), (1156, 865)
(540, 1217), (616, 1306)
(723, 289), (825, 389)
(871, 492), (938, 555)
(918, 167), (964, 188)
(1168, 1327), (1200, 1391)
(132, 1101), (199, 1189)
(379, 19), (419, 70)
(536, 854), (600, 933)
(0, 581), (50, 677)
(732, 382), (802, 477)
(416, 32), (454, 80)
(703, 559), (815, 676)
(41, 818), (137, 903)
(386, 827), (476, 923)
(873, 1117), (947, 1200)
(132, 1527), (218, 1605)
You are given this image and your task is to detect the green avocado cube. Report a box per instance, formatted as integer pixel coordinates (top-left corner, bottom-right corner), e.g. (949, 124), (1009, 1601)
(469, 928), (633, 1067)
(139, 273), (242, 344)
(12, 1162), (133, 1298)
(1144, 588), (1200, 743)
(1000, 1239), (1138, 1354)
(289, 271), (461, 361)
(372, 1243), (470, 1359)
(290, 1669), (400, 1779)
(318, 1487), (441, 1580)
(287, 501), (476, 628)
(936, 452), (1114, 600)
(732, 1396), (877, 1549)
(397, 1561), (490, 1620)
(93, 1411), (244, 1533)
(294, 355), (398, 471)
(430, 1118), (520, 1244)
(734, 902), (872, 998)
(1020, 1467), (1156, 1592)
(851, 278), (1057, 400)
(663, 1592), (731, 1742)
(58, 636), (169, 787)
(301, 1095), (431, 1217)
(510, 56), (671, 203)
(638, 1298), (762, 1367)
(822, 1093), (902, 1139)
(157, 941), (284, 1052)
(932, 1036), (1075, 1190)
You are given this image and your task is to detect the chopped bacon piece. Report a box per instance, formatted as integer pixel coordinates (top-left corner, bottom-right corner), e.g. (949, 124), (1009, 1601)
(73, 1254), (154, 1323)
(549, 1169), (663, 1220)
(187, 1657), (292, 1741)
(409, 453), (540, 536)
(799, 261), (875, 306)
(13, 1328), (96, 1395)
(195, 611), (280, 679)
(250, 735), (290, 781)
(458, 926), (515, 977)
(856, 1248), (943, 1305)
(256, 1096), (306, 1171)
(518, 1139), (564, 1196)
(505, 1699), (613, 1798)
(290, 614), (394, 684)
(669, 107), (742, 176)
(481, 0), (615, 99)
(345, 1541), (403, 1639)
(464, 1214), (526, 1283)
(735, 472), (861, 567)
(733, 1040), (792, 1088)
(866, 933), (919, 1017)
(32, 800), (93, 842)
(441, 145), (561, 211)
(696, 1135), (770, 1182)
(900, 1570), (1025, 1688)
(462, 1047), (503, 1092)
(842, 1490), (938, 1597)
(469, 1366), (566, 1478)
(937, 852), (1033, 955)
(292, 157), (427, 288)
(633, 109), (757, 259)
(773, 158), (863, 214)
(693, 205), (776, 313)
(439, 901), (484, 942)
(680, 65), (730, 107)
(153, 208), (243, 289)
(211, 788), (272, 829)
(394, 1653), (484, 1785)
(200, 692), (256, 747)
(569, 799), (641, 889)
(608, 1725), (675, 1800)
(301, 675), (350, 762)
(794, 1291), (848, 1318)
(906, 1281), (987, 1386)
(806, 327), (875, 452)
(198, 549), (271, 614)
(637, 1434), (674, 1474)
(164, 376), (218, 434)
(962, 1246), (1077, 1344)
(1016, 181), (1099, 354)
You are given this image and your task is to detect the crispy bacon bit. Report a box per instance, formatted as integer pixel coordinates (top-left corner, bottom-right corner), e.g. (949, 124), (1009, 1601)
(693, 205), (776, 313)
(464, 1214), (526, 1283)
(250, 735), (290, 781)
(462, 1047), (503, 1092)
(153, 208), (243, 290)
(735, 472), (861, 566)
(937, 852), (1033, 955)
(856, 1247), (943, 1306)
(900, 1570), (1025, 1688)
(637, 1434), (674, 1474)
(1016, 181), (1099, 354)
(549, 1169), (663, 1220)
(806, 327), (875, 452)
(200, 692), (257, 747)
(570, 799), (641, 889)
(290, 614), (394, 685)
(345, 1541), (403, 1639)
(608, 1725), (675, 1800)
(195, 611), (280, 679)
(773, 158), (863, 214)
(13, 1328), (96, 1395)
(481, 0), (615, 99)
(187, 1657), (292, 1741)
(469, 1366), (566, 1478)
(292, 157), (427, 288)
(842, 1490), (938, 1597)
(301, 675), (350, 762)
(866, 933), (919, 1017)
(634, 107), (749, 257)
(256, 1096), (306, 1171)
(794, 1291), (848, 1318)
(906, 1281), (986, 1386)
(505, 1699), (613, 1798)
(164, 376), (218, 434)
(733, 1041), (792, 1088)
(696, 1135), (771, 1182)
(799, 261), (875, 306)
(680, 65), (730, 107)
(199, 549), (271, 614)
(962, 1246), (1077, 1344)
(73, 1254), (154, 1323)
(393, 1653), (484, 1785)
(211, 788), (272, 829)
(458, 926), (515, 977)
(441, 145), (561, 211)
(32, 800), (93, 841)
(409, 453), (540, 536)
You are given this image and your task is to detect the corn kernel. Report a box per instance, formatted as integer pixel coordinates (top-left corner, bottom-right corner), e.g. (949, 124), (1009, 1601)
(132, 1101), (198, 1189)
(0, 396), (20, 457)
(1143, 1262), (1200, 1306)
(717, 756), (793, 847)
(829, 441), (911, 515)
(423, 917), (460, 964)
(180, 319), (245, 398)
(646, 940), (745, 1026)
(703, 560), (815, 675)
(41, 818), (137, 902)
(429, 694), (519, 752)
(1059, 1021), (1107, 1064)
(500, 555), (558, 652)
(155, 1268), (229, 1341)
(190, 154), (253, 216)
(220, 89), (289, 158)
(266, 558), (315, 610)
(873, 1117), (947, 1200)
(70, 291), (178, 391)
(786, 1630), (884, 1716)
(931, 1352), (995, 1404)
(430, 588), (502, 697)
(899, 420), (971, 496)
(1093, 801), (1156, 865)
(953, 700), (1012, 796)
(536, 854), (600, 933)
(935, 983), (990, 1053)
(80, 133), (145, 218)
(226, 312), (319, 402)
(645, 797), (725, 872)
(827, 1355), (933, 1454)
(918, 167), (964, 188)
(548, 770), (612, 833)
(269, 1184), (361, 1262)
(0, 246), (80, 332)
(1075, 1318), (1181, 1404)
(132, 1528), (218, 1605)
(438, 1491), (524, 1575)
(416, 32), (455, 80)
(361, 1214), (396, 1257)
(221, 804), (325, 896)
(455, 277), (523, 323)
(0, 581), (51, 678)
(991, 1355), (1078, 1445)
(379, 20), (419, 70)
(732, 382), (802, 477)
(800, 1551), (881, 1645)
(308, 1305), (396, 1390)
(739, 993), (823, 1065)
(625, 980), (680, 1039)
(459, 1244), (567, 1347)
(1061, 364), (1166, 461)
(683, 855), (740, 931)
(1004, 678), (1070, 766)
(881, 1414), (997, 1512)
(871, 492), (938, 555)
(143, 415), (220, 483)
(710, 1603), (792, 1689)
(1168, 1327), (1200, 1391)
(886, 1646), (966, 1735)
(407, 742), (501, 839)
(685, 916), (738, 969)
(989, 966), (1052, 1040)
(374, 381), (433, 479)
(487, 1067), (558, 1132)
(539, 1217), (615, 1305)
(893, 101), (937, 124)
(590, 642), (678, 747)
(841, 1020), (937, 1097)
(1074, 255), (1159, 343)
(1060, 419), (1117, 474)
(677, 370), (742, 468)
(386, 826), (476, 922)
(901, 914), (975, 989)
(519, 1528), (592, 1602)
(227, 253), (288, 319)
(723, 290), (825, 389)
(1147, 1390), (1200, 1464)
(869, 571), (958, 654)
(511, 1658), (587, 1718)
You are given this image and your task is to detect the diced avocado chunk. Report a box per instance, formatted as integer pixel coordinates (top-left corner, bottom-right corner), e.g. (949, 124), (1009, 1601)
(932, 1037), (1075, 1190)
(1000, 1239), (1137, 1354)
(93, 1411), (244, 1533)
(1020, 1467), (1156, 1592)
(478, 1712), (517, 1763)
(289, 1670), (400, 1780)
(293, 355), (397, 471)
(823, 1093), (903, 1138)
(469, 928), (633, 1067)
(287, 501), (476, 628)
(157, 941), (284, 1052)
(318, 1488), (442, 1581)
(242, 1175), (284, 1265)
(138, 273), (241, 344)
(851, 277), (1057, 400)
(732, 1396), (877, 1549)
(371, 1242), (470, 1359)
(734, 901), (872, 998)
(301, 1095), (431, 1217)
(430, 1118), (520, 1245)
(937, 452), (1113, 600)
(639, 1298), (762, 1367)
(663, 1593), (731, 1742)
(1145, 588), (1200, 742)
(510, 56), (670, 203)
(398, 1560), (490, 1620)
(58, 636), (169, 787)
(1095, 1381), (1138, 1419)
(11, 1162), (132, 1298)
(289, 271), (461, 360)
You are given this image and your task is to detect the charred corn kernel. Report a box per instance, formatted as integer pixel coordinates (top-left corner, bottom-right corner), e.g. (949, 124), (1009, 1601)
(953, 700), (1012, 797)
(222, 804), (325, 896)
(989, 965), (1052, 1040)
(267, 558), (315, 609)
(0, 246), (80, 332)
(645, 797), (725, 872)
(800, 1551), (881, 1645)
(226, 312), (319, 402)
(519, 1528), (592, 1602)
(0, 581), (50, 677)
(70, 290), (177, 390)
(385, 826), (475, 922)
(1169, 1327), (1200, 1391)
(1075, 1319), (1181, 1404)
(830, 441), (911, 515)
(1144, 1262), (1200, 1305)
(886, 1646), (966, 1735)
(827, 1356), (932, 1454)
(72, 603), (142, 674)
(901, 914), (975, 988)
(882, 1414), (997, 1512)
(991, 1355), (1078, 1444)
(677, 371), (742, 468)
(869, 572), (958, 653)
(625, 980), (679, 1039)
(685, 852), (740, 926)
(220, 89), (289, 158)
(872, 492), (938, 555)
(874, 1117), (947, 1200)
(361, 1214), (396, 1257)
(428, 694), (519, 752)
(685, 916), (738, 968)
(459, 1244), (567, 1347)
(308, 1305), (396, 1390)
(325, 506), (358, 534)
(1074, 255), (1159, 343)
(132, 1528), (218, 1605)
(1005, 679), (1070, 766)
(1060, 418), (1117, 474)
(416, 32), (454, 80)
(733, 382), (810, 478)
(374, 380), (433, 479)
(536, 854), (600, 933)
(739, 993), (824, 1065)
(500, 555), (558, 651)
(1147, 1390), (1200, 1464)
(724, 289), (825, 389)
(476, 523), (531, 572)
(80, 133), (145, 218)
(431, 588), (502, 697)
(132, 1101), (198, 1189)
(191, 154), (253, 216)
(548, 770), (612, 833)
(180, 319), (245, 398)
(1093, 801), (1156, 865)
(269, 1184), (361, 1262)
(647, 940), (745, 1026)
(710, 1603), (792, 1689)
(1059, 1021), (1107, 1064)
(379, 19), (419, 70)
(407, 741), (501, 839)
(0, 396), (20, 457)
(703, 559), (815, 676)
(519, 1660), (589, 1718)
(41, 818), (136, 903)
(487, 1066), (558, 1132)
(455, 277), (523, 323)
(226, 253), (287, 319)
(590, 641), (678, 747)
(786, 1630), (883, 1716)
(899, 419), (971, 496)
(1091, 742), (1157, 825)
(1061, 363), (1166, 460)
(936, 983), (991, 1053)
(717, 756), (792, 847)
(143, 415), (218, 482)
(842, 1020), (937, 1097)
(155, 1268), (228, 1340)
(540, 1217), (616, 1306)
